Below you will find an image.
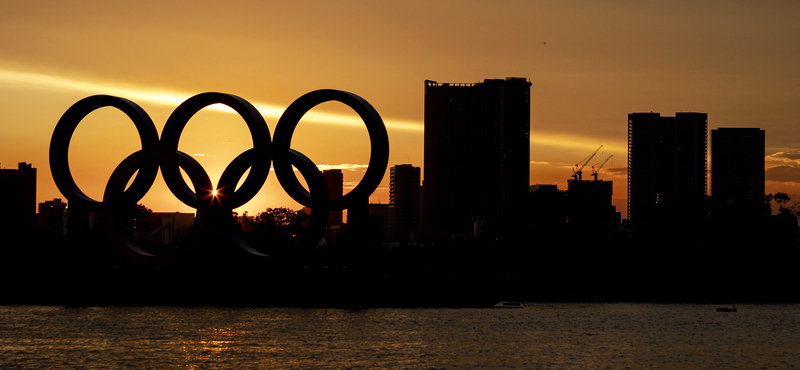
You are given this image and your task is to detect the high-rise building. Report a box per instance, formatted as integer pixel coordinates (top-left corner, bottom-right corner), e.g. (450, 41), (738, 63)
(0, 162), (37, 243)
(322, 169), (344, 229)
(628, 112), (707, 230)
(388, 164), (420, 241)
(422, 78), (531, 235)
(711, 128), (765, 205)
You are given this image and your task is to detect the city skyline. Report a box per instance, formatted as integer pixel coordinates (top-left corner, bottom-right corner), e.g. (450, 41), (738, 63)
(1, 1), (799, 213)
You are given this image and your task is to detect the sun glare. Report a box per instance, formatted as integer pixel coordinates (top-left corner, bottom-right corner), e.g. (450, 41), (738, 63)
(212, 189), (218, 197)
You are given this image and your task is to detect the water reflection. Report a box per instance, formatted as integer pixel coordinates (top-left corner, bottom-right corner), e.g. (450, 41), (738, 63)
(0, 305), (799, 368)
(181, 322), (246, 367)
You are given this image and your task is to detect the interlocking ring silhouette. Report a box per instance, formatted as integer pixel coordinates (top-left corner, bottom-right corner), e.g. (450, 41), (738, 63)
(50, 90), (389, 266)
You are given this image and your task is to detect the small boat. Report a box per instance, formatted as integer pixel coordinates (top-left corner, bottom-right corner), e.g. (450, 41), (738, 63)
(716, 304), (737, 312)
(494, 301), (525, 308)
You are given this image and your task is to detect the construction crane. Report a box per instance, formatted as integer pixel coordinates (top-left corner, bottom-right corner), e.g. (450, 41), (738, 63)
(572, 145), (602, 181)
(590, 155), (613, 181)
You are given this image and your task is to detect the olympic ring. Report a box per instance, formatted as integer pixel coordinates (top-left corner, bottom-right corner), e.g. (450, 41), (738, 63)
(50, 90), (389, 267)
(103, 148), (211, 266)
(273, 90), (389, 210)
(160, 92), (271, 210)
(50, 95), (160, 213)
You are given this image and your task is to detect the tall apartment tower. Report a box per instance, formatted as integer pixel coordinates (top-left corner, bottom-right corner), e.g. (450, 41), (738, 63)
(322, 169), (343, 228)
(628, 112), (707, 230)
(711, 128), (765, 205)
(0, 162), (37, 243)
(388, 164), (420, 241)
(422, 78), (531, 235)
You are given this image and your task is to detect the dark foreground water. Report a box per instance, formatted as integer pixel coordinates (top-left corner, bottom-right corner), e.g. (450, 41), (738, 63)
(1, 304), (798, 369)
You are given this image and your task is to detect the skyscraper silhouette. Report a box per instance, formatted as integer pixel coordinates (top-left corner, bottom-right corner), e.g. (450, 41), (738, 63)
(0, 162), (37, 246)
(388, 164), (420, 241)
(628, 112), (707, 230)
(422, 78), (531, 236)
(711, 128), (765, 206)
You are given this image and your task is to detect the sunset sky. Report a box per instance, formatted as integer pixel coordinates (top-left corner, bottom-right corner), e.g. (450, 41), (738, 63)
(1, 0), (799, 215)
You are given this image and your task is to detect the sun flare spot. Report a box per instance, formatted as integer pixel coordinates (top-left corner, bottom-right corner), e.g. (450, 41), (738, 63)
(212, 189), (218, 197)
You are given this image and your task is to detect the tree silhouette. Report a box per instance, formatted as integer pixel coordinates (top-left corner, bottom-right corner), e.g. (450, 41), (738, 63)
(236, 208), (310, 256)
(766, 192), (795, 215)
(122, 203), (154, 237)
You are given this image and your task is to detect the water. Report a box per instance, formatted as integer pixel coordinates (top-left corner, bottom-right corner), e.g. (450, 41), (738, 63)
(1, 304), (798, 369)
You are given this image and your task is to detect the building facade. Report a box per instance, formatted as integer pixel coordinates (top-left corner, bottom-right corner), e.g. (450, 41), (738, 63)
(0, 162), (37, 242)
(711, 128), (765, 205)
(422, 78), (531, 236)
(627, 112), (707, 230)
(388, 164), (420, 241)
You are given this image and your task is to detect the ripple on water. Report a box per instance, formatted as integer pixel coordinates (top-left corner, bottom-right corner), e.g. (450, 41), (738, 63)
(0, 304), (798, 368)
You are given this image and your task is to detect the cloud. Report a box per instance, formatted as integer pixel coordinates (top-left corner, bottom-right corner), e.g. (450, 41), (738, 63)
(781, 153), (800, 160)
(766, 151), (800, 165)
(192, 153), (217, 157)
(530, 133), (627, 154)
(765, 151), (800, 183)
(344, 182), (390, 191)
(316, 163), (369, 172)
(276, 163), (369, 173)
(605, 167), (627, 175)
(530, 161), (550, 165)
(766, 165), (800, 183)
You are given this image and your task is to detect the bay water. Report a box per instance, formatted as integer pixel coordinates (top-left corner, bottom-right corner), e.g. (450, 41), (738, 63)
(1, 303), (798, 368)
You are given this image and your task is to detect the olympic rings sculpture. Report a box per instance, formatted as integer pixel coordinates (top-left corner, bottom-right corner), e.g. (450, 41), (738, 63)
(50, 90), (389, 267)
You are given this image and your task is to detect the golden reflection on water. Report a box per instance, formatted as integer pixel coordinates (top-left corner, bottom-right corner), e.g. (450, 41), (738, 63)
(181, 324), (244, 367)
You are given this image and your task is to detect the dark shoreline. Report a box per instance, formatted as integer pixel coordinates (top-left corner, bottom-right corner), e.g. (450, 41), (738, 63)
(6, 226), (800, 309)
(4, 269), (798, 308)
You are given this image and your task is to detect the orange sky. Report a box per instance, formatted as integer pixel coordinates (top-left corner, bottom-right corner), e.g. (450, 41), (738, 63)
(1, 0), (799, 215)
